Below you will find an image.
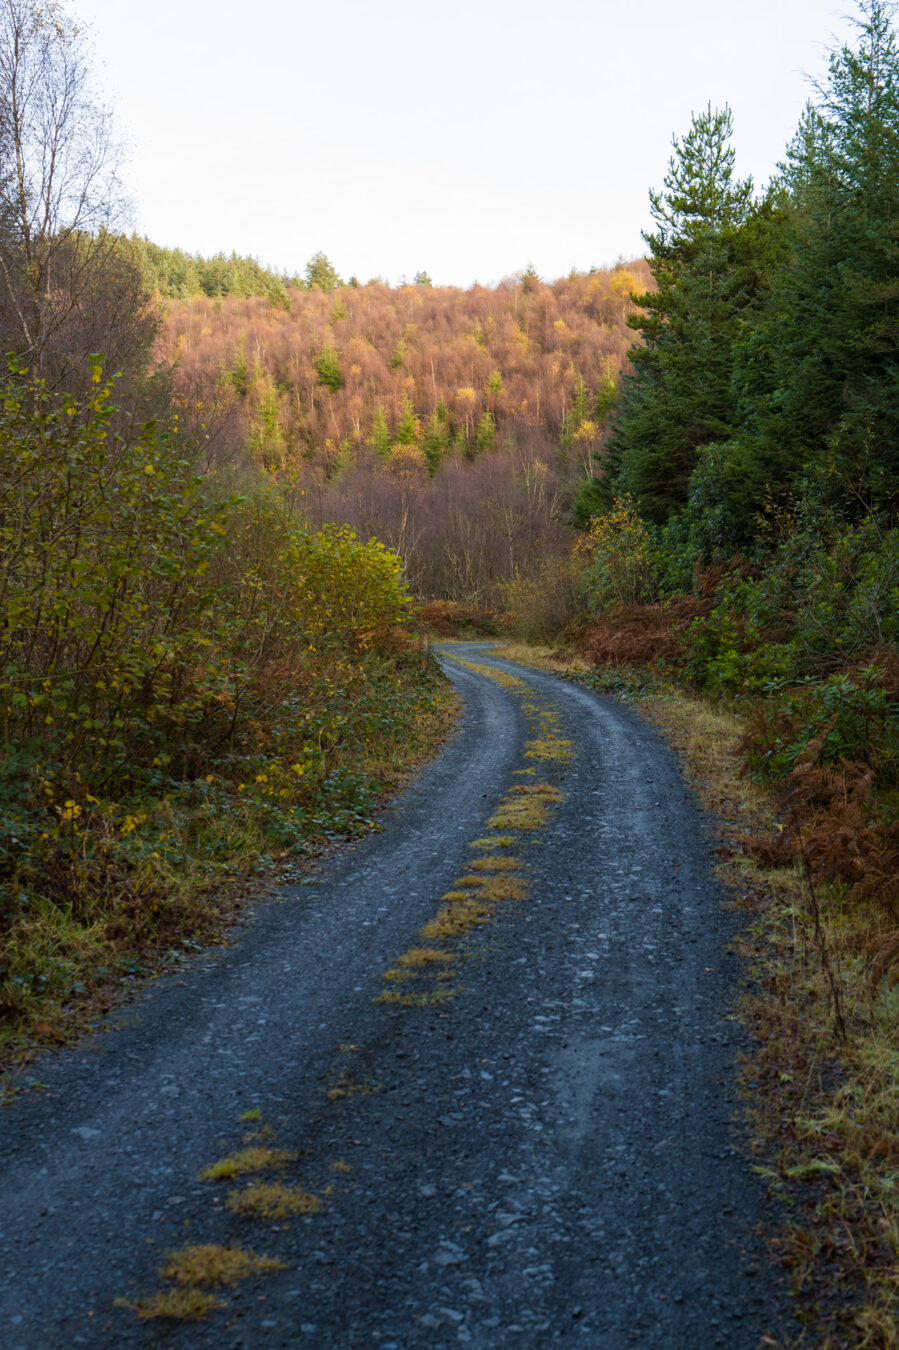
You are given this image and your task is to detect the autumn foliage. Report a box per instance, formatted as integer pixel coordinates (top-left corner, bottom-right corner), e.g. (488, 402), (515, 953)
(0, 364), (441, 1032)
(155, 265), (648, 607)
(162, 265), (647, 469)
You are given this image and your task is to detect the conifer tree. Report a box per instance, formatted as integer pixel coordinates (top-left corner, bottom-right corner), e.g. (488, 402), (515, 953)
(305, 251), (341, 292)
(741, 0), (899, 513)
(422, 409), (449, 473)
(604, 105), (754, 521)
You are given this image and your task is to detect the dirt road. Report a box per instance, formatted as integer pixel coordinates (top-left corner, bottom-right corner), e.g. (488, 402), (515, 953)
(0, 645), (788, 1348)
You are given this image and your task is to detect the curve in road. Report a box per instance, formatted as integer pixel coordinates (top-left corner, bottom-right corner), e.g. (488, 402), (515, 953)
(0, 644), (788, 1348)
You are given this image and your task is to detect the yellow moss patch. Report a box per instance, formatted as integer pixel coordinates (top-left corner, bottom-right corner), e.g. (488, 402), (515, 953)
(128, 1289), (221, 1321)
(470, 834), (516, 847)
(525, 736), (573, 763)
(468, 856), (522, 871)
(448, 657), (527, 690)
(331, 1159), (351, 1173)
(239, 1108), (261, 1122)
(375, 984), (457, 1006)
(242, 1125), (276, 1143)
(473, 875), (528, 902)
(511, 782), (564, 799)
(488, 798), (549, 831)
(161, 1244), (286, 1287)
(421, 897), (491, 940)
(488, 781), (565, 832)
(198, 1147), (296, 1181)
(393, 946), (454, 968)
(226, 1184), (323, 1219)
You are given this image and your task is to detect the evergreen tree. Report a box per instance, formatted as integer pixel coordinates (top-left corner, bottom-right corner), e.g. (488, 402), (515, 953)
(740, 0), (899, 514)
(394, 396), (420, 446)
(474, 410), (496, 455)
(422, 409), (449, 473)
(305, 251), (341, 291)
(314, 343), (343, 391)
(371, 405), (391, 458)
(604, 105), (754, 522)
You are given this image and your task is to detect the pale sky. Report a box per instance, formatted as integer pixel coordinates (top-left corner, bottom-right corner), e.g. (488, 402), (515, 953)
(77, 0), (858, 287)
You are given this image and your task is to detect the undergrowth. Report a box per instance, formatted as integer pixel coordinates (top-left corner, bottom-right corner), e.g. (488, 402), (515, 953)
(0, 365), (455, 1065)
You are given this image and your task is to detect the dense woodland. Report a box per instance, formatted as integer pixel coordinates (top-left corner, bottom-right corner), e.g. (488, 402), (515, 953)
(153, 261), (647, 602)
(577, 1), (899, 914)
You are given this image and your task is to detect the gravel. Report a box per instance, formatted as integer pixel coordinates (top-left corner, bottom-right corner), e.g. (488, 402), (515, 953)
(0, 643), (790, 1348)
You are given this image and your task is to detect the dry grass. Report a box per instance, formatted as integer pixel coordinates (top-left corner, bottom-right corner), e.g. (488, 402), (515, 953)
(160, 1244), (285, 1287)
(128, 1288), (221, 1321)
(374, 985), (457, 1007)
(468, 855), (522, 871)
(456, 873), (528, 903)
(226, 1184), (323, 1219)
(488, 782), (564, 832)
(446, 655), (527, 690)
(485, 642), (586, 674)
(420, 897), (492, 940)
(487, 797), (548, 831)
(198, 1147), (297, 1181)
(391, 946), (454, 968)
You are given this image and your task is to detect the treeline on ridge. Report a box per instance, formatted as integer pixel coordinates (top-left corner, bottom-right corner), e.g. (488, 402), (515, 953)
(156, 262), (647, 604)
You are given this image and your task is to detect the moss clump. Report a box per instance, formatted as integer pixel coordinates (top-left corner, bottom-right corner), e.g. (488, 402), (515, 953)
(420, 897), (491, 940)
(161, 1244), (285, 1287)
(127, 1289), (221, 1321)
(468, 856), (522, 871)
(198, 1146), (296, 1181)
(226, 1184), (323, 1219)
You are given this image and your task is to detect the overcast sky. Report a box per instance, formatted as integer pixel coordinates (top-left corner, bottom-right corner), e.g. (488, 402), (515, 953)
(77, 0), (859, 286)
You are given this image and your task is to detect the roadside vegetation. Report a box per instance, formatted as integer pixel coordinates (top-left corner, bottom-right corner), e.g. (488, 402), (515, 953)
(1, 0), (897, 1339)
(0, 0), (448, 1062)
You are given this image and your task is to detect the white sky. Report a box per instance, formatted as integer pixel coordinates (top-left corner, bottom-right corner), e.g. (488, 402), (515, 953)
(77, 0), (858, 287)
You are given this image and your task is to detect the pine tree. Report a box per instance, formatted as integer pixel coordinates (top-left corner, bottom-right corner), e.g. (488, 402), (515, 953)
(394, 396), (420, 446)
(371, 405), (391, 458)
(305, 251), (341, 292)
(746, 1), (899, 513)
(604, 105), (754, 522)
(314, 343), (343, 391)
(422, 409), (449, 473)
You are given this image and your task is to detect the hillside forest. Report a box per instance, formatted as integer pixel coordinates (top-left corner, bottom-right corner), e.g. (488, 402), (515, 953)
(1, 0), (899, 1339)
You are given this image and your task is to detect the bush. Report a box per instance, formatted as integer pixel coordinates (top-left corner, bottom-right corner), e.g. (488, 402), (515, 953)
(502, 556), (583, 642)
(581, 494), (659, 609)
(0, 364), (439, 1028)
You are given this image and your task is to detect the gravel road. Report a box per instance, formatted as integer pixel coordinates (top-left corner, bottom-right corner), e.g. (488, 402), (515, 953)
(0, 645), (789, 1349)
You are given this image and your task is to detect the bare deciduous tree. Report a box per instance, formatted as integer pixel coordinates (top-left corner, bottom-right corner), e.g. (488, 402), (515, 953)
(0, 0), (153, 387)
